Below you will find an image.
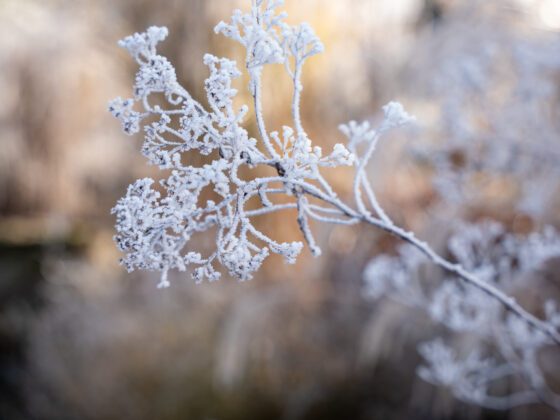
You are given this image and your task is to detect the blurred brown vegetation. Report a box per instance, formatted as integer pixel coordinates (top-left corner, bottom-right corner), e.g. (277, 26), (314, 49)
(1, 0), (560, 419)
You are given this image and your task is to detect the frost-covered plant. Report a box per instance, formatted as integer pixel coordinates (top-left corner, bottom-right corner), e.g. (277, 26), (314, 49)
(365, 221), (560, 410)
(110, 0), (560, 411)
(109, 12), (354, 286)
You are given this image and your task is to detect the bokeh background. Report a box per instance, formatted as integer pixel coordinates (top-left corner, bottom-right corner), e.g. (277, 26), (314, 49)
(2, 0), (560, 419)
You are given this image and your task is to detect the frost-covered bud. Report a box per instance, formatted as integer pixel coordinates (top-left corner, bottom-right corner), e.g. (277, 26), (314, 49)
(213, 9), (244, 43)
(134, 55), (178, 98)
(192, 264), (221, 284)
(214, 3), (286, 68)
(327, 143), (355, 166)
(272, 241), (304, 264)
(108, 97), (142, 135)
(118, 26), (169, 61)
(381, 101), (416, 129)
(252, 33), (285, 67)
(204, 54), (242, 112)
(284, 22), (324, 59)
(222, 241), (270, 281)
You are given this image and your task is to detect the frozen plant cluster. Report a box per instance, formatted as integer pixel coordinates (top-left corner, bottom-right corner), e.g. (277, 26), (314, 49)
(110, 2), (419, 287)
(110, 0), (560, 411)
(110, 2), (361, 286)
(365, 221), (560, 410)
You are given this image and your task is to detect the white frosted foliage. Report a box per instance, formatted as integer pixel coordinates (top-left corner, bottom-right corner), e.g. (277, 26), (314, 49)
(110, 1), (560, 412)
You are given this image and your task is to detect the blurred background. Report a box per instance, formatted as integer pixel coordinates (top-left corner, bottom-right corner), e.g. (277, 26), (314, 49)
(1, 0), (560, 419)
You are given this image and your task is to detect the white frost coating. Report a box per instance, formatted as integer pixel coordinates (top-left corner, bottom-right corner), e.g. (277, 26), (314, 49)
(110, 2), (560, 411)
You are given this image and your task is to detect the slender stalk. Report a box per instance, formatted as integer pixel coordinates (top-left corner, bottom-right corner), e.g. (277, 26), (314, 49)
(251, 70), (279, 159)
(291, 59), (305, 138)
(283, 179), (560, 346)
